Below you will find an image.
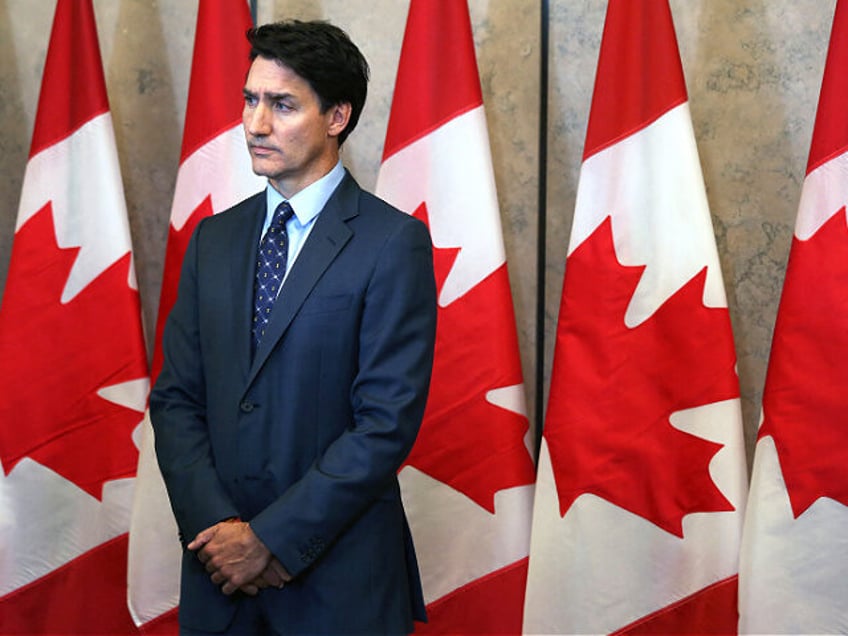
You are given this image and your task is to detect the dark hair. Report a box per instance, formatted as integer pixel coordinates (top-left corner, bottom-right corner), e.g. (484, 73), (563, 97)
(246, 20), (370, 146)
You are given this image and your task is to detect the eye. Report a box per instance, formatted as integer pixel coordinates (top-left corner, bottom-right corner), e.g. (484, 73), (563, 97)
(243, 93), (258, 108)
(273, 100), (293, 113)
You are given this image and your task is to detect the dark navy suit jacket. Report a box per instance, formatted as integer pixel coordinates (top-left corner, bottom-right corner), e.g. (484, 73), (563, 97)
(150, 172), (436, 634)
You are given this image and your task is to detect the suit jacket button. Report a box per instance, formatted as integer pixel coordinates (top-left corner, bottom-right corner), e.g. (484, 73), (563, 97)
(240, 401), (254, 413)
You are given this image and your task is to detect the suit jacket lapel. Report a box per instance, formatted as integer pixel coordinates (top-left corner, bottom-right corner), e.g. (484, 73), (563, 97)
(229, 193), (267, 382)
(246, 173), (359, 385)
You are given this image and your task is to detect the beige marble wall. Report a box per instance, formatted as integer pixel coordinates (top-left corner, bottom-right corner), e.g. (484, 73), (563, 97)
(0, 0), (836, 465)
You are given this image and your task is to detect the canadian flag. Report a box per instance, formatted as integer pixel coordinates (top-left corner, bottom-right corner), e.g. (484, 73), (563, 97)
(376, 1), (535, 632)
(127, 0), (261, 630)
(0, 0), (148, 633)
(738, 0), (848, 632)
(523, 1), (748, 633)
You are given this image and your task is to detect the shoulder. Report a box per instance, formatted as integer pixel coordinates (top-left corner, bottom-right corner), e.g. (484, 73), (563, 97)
(350, 182), (429, 236)
(192, 190), (264, 240)
(203, 190), (264, 225)
(359, 190), (408, 221)
(354, 193), (432, 259)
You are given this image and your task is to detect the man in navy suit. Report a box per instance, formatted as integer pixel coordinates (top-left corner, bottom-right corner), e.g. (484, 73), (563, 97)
(150, 20), (437, 635)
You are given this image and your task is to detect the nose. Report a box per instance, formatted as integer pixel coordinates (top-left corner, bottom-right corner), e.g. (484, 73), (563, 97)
(246, 102), (271, 136)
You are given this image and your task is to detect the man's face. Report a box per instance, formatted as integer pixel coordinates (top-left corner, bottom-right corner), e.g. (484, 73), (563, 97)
(242, 56), (349, 198)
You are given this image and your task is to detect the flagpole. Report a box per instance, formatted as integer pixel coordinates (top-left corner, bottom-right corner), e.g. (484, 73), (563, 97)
(249, 0), (256, 25)
(534, 0), (549, 461)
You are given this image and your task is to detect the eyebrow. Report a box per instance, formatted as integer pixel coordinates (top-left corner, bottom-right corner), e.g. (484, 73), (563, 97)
(242, 88), (294, 102)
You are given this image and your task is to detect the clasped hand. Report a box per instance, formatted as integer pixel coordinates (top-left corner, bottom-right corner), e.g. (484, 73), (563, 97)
(188, 519), (292, 596)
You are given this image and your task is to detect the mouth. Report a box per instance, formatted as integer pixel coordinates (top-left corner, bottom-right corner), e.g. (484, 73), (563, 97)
(248, 143), (278, 156)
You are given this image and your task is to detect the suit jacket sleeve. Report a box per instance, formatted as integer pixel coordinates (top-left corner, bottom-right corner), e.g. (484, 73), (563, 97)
(150, 221), (240, 543)
(249, 214), (437, 577)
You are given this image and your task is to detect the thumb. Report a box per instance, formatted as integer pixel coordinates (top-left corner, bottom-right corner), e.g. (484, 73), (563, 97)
(187, 525), (218, 551)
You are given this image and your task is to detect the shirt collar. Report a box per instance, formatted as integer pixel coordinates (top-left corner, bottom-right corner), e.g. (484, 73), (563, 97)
(265, 161), (346, 227)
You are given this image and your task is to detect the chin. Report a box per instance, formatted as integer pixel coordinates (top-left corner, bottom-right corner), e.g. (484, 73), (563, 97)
(251, 161), (284, 181)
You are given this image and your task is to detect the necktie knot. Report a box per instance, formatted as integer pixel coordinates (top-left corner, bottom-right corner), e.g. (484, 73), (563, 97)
(271, 201), (295, 231)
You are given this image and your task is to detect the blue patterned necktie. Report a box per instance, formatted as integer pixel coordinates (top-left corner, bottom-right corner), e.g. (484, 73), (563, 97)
(252, 201), (295, 354)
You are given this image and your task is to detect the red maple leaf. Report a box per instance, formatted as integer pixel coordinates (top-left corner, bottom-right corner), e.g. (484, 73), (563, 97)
(402, 203), (535, 512)
(759, 209), (848, 517)
(544, 217), (740, 537)
(0, 204), (148, 499)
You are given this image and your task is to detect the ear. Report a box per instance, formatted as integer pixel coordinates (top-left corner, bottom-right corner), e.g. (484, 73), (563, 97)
(327, 102), (352, 139)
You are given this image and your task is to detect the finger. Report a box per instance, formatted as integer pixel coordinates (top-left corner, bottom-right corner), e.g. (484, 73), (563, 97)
(188, 535), (211, 552)
(188, 523), (221, 551)
(268, 559), (293, 583)
(259, 569), (282, 589)
(252, 575), (270, 589)
(221, 581), (239, 596)
(239, 584), (259, 596)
